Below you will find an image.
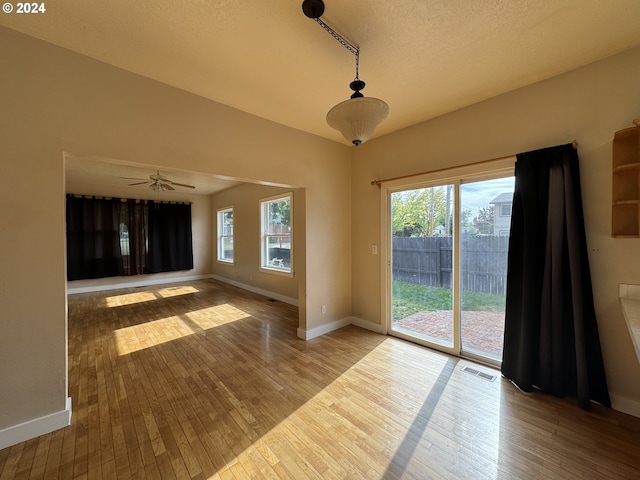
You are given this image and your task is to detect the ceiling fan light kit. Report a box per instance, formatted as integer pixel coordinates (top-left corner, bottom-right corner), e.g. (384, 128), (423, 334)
(150, 181), (173, 192)
(302, 0), (388, 146)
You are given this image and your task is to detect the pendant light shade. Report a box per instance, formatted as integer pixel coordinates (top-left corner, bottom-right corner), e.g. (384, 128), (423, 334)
(326, 96), (389, 146)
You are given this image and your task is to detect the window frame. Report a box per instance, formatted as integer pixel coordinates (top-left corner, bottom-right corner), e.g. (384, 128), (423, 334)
(259, 192), (294, 277)
(217, 206), (234, 264)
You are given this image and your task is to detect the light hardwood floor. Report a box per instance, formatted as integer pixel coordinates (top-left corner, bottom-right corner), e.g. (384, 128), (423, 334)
(2, 279), (640, 479)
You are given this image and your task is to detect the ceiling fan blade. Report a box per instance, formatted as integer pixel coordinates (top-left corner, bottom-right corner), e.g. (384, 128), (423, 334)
(128, 181), (150, 186)
(120, 176), (149, 181)
(170, 182), (196, 189)
(165, 184), (175, 191)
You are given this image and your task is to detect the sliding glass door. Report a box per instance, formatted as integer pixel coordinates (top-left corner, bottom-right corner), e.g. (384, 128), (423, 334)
(459, 177), (514, 363)
(387, 173), (514, 365)
(390, 184), (456, 350)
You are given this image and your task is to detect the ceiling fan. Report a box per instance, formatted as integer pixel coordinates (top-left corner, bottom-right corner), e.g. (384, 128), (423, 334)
(121, 170), (196, 192)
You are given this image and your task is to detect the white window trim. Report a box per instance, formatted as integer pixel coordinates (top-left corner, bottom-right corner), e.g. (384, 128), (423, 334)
(260, 192), (294, 277)
(217, 206), (234, 264)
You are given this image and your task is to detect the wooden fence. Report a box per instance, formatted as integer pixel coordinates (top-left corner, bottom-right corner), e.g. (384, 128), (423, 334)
(392, 236), (509, 295)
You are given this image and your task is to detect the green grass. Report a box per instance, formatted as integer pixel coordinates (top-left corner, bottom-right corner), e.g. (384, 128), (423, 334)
(392, 280), (505, 321)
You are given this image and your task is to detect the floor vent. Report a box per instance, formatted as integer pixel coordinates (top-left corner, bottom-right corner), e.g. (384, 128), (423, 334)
(461, 365), (497, 382)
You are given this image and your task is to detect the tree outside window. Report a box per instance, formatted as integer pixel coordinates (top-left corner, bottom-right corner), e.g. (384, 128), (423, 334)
(217, 207), (234, 263)
(260, 193), (292, 274)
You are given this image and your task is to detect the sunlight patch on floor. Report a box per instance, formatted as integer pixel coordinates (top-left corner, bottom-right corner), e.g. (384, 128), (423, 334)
(156, 285), (199, 298)
(114, 303), (251, 355)
(223, 339), (502, 479)
(106, 291), (157, 307)
(201, 339), (494, 478)
(114, 316), (194, 355)
(186, 304), (251, 329)
(105, 285), (199, 307)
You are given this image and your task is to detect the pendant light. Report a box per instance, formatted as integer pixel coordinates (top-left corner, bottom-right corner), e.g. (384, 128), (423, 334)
(302, 0), (389, 146)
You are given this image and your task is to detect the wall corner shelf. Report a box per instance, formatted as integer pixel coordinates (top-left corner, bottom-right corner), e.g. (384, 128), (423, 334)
(612, 119), (640, 238)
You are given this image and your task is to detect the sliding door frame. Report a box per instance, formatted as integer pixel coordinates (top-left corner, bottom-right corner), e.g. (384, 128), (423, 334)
(380, 158), (515, 362)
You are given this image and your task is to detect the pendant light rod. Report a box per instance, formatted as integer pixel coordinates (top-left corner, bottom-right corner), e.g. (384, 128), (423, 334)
(312, 18), (358, 57)
(314, 18), (360, 80)
(303, 0), (360, 80)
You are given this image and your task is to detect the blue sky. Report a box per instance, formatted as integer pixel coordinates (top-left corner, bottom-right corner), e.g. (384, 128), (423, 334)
(461, 177), (515, 216)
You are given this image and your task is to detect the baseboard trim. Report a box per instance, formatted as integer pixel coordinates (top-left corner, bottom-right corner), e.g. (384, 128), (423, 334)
(350, 316), (387, 334)
(211, 275), (298, 307)
(610, 394), (640, 418)
(0, 397), (72, 450)
(67, 274), (213, 294)
(297, 317), (352, 340)
(297, 316), (386, 340)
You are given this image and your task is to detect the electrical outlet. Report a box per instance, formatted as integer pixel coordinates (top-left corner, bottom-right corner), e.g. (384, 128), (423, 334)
(372, 244), (378, 255)
(321, 304), (327, 314)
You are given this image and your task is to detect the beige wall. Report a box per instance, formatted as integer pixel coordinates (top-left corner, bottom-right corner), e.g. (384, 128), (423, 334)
(0, 26), (351, 433)
(352, 45), (640, 413)
(65, 182), (213, 291)
(211, 184), (301, 303)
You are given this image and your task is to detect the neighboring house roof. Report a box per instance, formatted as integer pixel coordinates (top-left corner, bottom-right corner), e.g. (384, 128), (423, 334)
(490, 193), (514, 205)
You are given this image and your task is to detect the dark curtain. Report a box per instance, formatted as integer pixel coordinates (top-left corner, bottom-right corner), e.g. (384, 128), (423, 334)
(66, 195), (124, 280)
(501, 143), (610, 408)
(118, 199), (148, 276)
(147, 202), (193, 273)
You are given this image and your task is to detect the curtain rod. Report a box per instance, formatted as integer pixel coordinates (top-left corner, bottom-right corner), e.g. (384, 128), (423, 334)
(370, 140), (578, 188)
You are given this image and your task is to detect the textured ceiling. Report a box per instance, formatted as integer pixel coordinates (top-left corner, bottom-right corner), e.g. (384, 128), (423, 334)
(2, 0), (640, 192)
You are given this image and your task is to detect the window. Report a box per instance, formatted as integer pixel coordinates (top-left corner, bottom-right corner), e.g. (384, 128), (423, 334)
(260, 193), (293, 274)
(500, 203), (512, 216)
(217, 206), (234, 263)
